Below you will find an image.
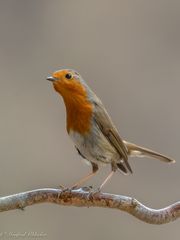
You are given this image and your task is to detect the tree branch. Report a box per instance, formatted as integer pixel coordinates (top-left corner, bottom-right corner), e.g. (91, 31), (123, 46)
(0, 188), (179, 224)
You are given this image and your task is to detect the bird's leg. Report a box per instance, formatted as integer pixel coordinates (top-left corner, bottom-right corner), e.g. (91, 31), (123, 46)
(99, 171), (114, 190)
(86, 171), (115, 200)
(58, 163), (98, 199)
(98, 162), (117, 191)
(71, 162), (98, 189)
(88, 163), (117, 199)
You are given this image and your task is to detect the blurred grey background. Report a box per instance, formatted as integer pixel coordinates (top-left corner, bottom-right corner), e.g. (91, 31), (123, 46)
(0, 0), (179, 239)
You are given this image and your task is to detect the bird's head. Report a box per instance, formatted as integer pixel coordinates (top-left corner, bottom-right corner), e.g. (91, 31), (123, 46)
(47, 69), (87, 100)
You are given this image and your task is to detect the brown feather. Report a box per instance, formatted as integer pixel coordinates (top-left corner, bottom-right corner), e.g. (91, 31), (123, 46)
(93, 101), (133, 174)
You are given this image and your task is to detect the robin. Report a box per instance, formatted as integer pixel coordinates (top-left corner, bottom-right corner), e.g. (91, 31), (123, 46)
(47, 69), (175, 190)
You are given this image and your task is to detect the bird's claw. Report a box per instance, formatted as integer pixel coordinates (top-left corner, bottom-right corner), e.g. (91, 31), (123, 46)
(57, 185), (71, 198)
(81, 186), (93, 191)
(58, 184), (66, 190)
(71, 185), (79, 190)
(86, 187), (100, 200)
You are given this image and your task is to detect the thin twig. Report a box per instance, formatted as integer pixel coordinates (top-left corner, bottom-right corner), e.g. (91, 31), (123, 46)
(0, 188), (179, 224)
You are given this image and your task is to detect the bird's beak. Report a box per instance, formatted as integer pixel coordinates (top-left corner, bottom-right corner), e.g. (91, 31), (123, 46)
(46, 76), (57, 82)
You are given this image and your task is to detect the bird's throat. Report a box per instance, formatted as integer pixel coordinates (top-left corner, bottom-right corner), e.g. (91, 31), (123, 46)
(63, 95), (93, 134)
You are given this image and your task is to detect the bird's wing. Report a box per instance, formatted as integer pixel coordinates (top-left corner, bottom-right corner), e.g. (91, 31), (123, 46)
(93, 101), (133, 173)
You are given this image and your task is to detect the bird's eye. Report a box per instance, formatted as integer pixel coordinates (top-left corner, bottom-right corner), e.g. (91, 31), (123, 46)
(65, 73), (73, 79)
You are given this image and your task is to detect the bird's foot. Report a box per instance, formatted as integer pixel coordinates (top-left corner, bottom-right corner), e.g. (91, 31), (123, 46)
(57, 185), (94, 199)
(86, 187), (100, 200)
(57, 184), (85, 198)
(68, 184), (93, 191)
(70, 185), (79, 190)
(81, 186), (93, 192)
(57, 185), (71, 198)
(58, 184), (66, 190)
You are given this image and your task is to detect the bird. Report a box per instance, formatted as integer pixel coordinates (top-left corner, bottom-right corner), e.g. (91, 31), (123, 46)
(47, 69), (175, 190)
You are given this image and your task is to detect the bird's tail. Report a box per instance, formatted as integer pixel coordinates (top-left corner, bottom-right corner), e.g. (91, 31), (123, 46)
(124, 141), (175, 163)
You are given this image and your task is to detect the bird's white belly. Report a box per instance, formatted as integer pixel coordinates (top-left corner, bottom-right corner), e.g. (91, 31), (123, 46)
(69, 129), (118, 165)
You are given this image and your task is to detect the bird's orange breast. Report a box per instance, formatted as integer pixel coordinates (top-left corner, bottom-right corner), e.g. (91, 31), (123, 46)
(55, 80), (93, 134)
(65, 96), (93, 134)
